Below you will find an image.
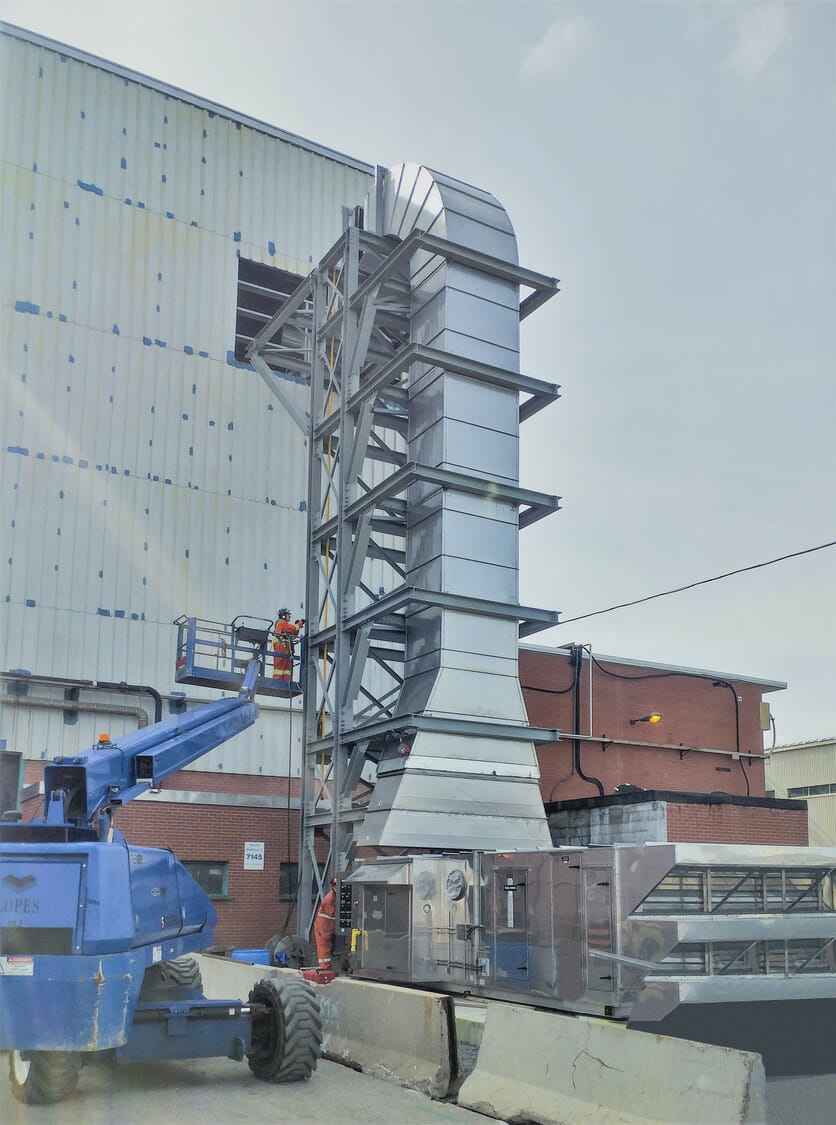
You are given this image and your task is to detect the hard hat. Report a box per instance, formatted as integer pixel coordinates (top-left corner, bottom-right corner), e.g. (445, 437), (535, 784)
(277, 607), (290, 618)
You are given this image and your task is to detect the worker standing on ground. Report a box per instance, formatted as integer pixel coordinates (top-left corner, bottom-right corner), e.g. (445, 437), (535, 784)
(272, 608), (304, 682)
(314, 877), (337, 969)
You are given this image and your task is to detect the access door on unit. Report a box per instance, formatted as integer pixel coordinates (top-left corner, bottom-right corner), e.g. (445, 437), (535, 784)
(492, 867), (530, 986)
(584, 867), (615, 992)
(357, 884), (411, 978)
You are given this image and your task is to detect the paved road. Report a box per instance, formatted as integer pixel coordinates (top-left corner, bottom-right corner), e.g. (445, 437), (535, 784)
(0, 1055), (494, 1125)
(3, 1051), (835, 1124)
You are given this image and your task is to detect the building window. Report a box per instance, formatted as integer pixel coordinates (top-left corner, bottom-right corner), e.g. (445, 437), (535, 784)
(788, 783), (836, 798)
(279, 862), (299, 901)
(234, 257), (306, 369)
(182, 860), (228, 899)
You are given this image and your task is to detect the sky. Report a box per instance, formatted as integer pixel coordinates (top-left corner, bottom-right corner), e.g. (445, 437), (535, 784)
(1, 0), (834, 745)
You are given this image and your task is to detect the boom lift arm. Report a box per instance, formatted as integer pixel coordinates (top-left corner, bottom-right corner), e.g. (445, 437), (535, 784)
(42, 659), (260, 832)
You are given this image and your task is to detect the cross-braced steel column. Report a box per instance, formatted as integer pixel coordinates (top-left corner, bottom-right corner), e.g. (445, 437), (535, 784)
(250, 167), (563, 935)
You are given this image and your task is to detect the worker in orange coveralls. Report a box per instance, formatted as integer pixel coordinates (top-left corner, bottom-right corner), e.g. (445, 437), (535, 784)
(272, 608), (304, 681)
(314, 878), (337, 969)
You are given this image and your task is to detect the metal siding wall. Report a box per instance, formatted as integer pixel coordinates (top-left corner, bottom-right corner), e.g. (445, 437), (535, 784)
(765, 744), (836, 846)
(766, 745), (836, 790)
(1, 32), (373, 776)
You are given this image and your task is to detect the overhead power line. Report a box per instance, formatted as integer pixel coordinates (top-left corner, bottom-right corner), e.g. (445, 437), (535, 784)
(555, 539), (836, 627)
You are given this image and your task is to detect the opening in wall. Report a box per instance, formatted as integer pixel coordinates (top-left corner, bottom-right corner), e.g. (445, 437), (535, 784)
(234, 257), (306, 369)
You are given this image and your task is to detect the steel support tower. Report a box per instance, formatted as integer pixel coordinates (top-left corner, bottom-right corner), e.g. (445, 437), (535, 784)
(248, 168), (562, 933)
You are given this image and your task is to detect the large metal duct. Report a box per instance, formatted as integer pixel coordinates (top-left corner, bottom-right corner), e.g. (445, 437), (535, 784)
(357, 165), (552, 850)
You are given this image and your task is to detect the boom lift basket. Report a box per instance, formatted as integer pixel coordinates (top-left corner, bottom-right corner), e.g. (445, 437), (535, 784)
(174, 615), (304, 698)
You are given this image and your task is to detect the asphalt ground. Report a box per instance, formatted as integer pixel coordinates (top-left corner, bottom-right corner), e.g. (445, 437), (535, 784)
(0, 1054), (493, 1125)
(3, 1050), (834, 1124)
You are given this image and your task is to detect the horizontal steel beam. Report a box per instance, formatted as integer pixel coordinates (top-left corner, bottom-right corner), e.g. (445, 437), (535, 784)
(311, 462), (559, 543)
(318, 228), (559, 343)
(308, 712), (563, 754)
(248, 273), (313, 354)
(308, 585), (559, 647)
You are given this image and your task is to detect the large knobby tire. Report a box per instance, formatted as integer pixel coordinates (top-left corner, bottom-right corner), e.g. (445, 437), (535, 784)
(140, 955), (203, 1000)
(247, 976), (322, 1082)
(267, 934), (313, 969)
(8, 1050), (81, 1105)
(159, 955), (203, 991)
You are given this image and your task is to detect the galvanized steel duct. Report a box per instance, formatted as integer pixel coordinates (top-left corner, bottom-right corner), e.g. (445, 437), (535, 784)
(357, 165), (551, 850)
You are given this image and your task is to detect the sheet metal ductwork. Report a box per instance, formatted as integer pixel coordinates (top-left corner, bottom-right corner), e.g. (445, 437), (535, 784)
(357, 166), (552, 850)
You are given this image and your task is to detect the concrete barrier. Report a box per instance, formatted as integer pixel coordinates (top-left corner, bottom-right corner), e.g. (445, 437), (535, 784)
(457, 1001), (766, 1124)
(195, 955), (455, 1098)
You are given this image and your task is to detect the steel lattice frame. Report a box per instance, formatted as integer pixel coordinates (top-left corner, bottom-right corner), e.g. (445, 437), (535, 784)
(249, 221), (561, 934)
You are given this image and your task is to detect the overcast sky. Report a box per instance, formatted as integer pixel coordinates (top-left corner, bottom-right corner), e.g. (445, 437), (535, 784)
(2, 0), (834, 745)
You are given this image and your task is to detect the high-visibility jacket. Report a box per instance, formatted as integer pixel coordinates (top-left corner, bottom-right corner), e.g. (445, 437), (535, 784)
(314, 888), (336, 966)
(272, 619), (302, 679)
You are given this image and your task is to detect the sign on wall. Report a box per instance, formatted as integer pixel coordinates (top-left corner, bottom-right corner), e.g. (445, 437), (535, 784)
(244, 841), (265, 871)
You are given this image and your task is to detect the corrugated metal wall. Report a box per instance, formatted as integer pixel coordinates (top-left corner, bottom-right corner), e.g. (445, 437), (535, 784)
(0, 28), (374, 775)
(766, 741), (836, 846)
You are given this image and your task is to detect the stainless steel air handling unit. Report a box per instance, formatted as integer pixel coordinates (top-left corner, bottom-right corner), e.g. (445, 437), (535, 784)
(356, 166), (554, 850)
(344, 843), (836, 1073)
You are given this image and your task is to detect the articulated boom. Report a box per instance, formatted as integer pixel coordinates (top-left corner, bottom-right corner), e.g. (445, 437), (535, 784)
(42, 659), (260, 832)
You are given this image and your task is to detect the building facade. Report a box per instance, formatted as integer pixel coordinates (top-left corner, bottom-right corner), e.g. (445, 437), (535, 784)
(1, 24), (372, 944)
(766, 738), (836, 847)
(2, 26), (808, 948)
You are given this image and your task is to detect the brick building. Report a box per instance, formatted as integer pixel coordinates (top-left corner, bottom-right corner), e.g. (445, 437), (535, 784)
(521, 643), (808, 848)
(15, 640), (808, 948)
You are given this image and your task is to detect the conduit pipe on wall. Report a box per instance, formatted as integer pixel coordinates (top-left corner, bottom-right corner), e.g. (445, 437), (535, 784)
(2, 673), (159, 725)
(572, 644), (605, 797)
(570, 732), (766, 761)
(3, 694), (150, 728)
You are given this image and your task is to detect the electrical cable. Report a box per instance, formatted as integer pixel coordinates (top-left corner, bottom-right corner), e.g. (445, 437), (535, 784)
(546, 649), (580, 800)
(589, 651), (723, 684)
(713, 680), (749, 796)
(571, 644), (604, 797)
(555, 540), (836, 626)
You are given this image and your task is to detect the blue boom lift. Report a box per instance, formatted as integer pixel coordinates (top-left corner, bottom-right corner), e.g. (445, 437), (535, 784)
(0, 622), (320, 1104)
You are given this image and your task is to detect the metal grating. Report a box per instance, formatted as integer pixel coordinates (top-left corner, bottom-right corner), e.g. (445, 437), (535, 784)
(636, 865), (835, 915)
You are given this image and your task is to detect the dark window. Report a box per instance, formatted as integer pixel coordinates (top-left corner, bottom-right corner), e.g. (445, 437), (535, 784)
(182, 860), (228, 899)
(235, 257), (306, 368)
(279, 861), (299, 901)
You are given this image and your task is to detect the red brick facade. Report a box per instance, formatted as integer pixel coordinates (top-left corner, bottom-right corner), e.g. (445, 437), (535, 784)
(18, 645), (802, 946)
(521, 646), (769, 802)
(665, 801), (808, 845)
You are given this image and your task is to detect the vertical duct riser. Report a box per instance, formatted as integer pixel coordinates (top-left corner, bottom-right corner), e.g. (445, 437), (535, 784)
(358, 166), (551, 850)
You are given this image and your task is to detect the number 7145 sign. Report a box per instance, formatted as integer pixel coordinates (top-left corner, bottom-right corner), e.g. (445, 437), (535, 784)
(244, 842), (265, 870)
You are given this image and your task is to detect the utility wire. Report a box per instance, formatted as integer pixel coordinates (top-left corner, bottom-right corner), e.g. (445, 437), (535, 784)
(555, 540), (836, 627)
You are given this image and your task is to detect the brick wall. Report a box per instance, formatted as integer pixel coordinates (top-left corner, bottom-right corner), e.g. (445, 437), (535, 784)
(522, 647), (769, 801)
(666, 801), (808, 845)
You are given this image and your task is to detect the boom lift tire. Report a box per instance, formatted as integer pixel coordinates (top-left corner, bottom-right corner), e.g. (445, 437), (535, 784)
(160, 955), (203, 991)
(246, 977), (322, 1082)
(139, 955), (204, 1000)
(8, 1049), (81, 1105)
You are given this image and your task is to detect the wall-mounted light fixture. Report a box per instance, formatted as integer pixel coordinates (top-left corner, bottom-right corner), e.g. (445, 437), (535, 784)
(629, 713), (662, 726)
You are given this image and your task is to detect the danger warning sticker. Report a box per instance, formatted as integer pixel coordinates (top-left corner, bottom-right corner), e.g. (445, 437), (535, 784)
(0, 955), (35, 976)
